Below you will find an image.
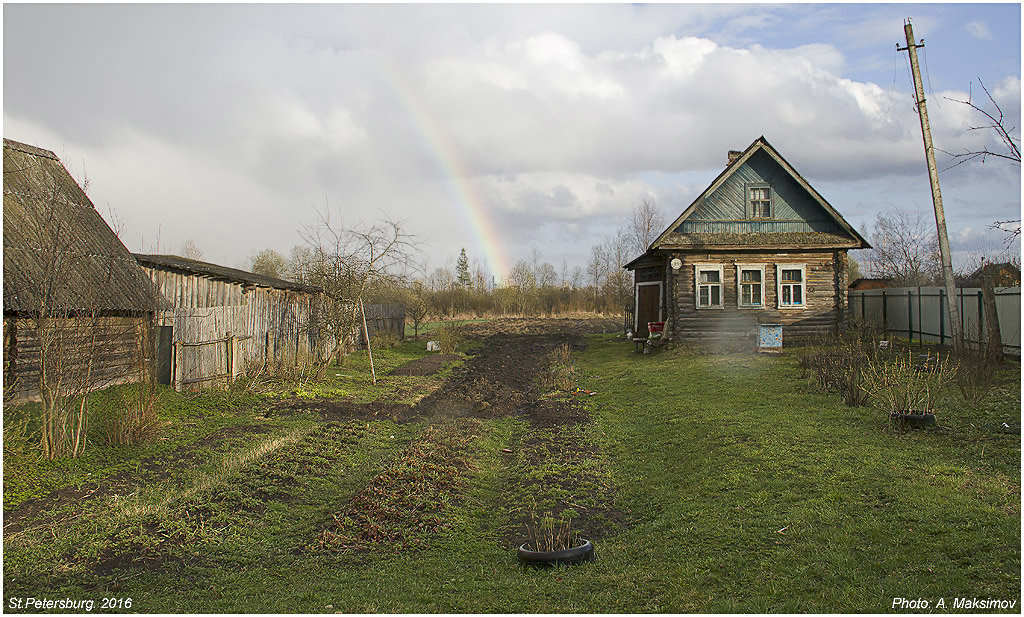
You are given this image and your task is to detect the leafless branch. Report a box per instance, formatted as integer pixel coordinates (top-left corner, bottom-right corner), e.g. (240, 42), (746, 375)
(941, 79), (1021, 170)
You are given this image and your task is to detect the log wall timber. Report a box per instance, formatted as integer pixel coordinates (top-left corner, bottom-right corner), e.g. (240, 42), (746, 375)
(3, 315), (151, 401)
(665, 249), (846, 344)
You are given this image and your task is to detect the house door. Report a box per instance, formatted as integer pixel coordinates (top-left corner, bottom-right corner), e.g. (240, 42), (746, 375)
(635, 282), (662, 333)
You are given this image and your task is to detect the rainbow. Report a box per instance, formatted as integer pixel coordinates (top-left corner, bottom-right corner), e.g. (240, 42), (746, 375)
(378, 62), (510, 286)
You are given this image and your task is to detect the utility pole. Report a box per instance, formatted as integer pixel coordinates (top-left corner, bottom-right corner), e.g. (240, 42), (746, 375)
(898, 18), (964, 351)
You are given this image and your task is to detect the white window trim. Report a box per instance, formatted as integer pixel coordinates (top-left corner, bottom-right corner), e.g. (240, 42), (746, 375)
(694, 264), (724, 309)
(776, 263), (807, 309)
(747, 182), (772, 220)
(735, 263), (767, 309)
(634, 281), (664, 331)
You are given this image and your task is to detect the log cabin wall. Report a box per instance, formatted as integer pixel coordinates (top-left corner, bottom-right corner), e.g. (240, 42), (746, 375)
(3, 315), (151, 401)
(665, 249), (848, 344)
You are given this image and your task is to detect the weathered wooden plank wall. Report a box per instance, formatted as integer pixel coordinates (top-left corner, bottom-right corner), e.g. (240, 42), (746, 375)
(358, 303), (406, 344)
(141, 265), (334, 390)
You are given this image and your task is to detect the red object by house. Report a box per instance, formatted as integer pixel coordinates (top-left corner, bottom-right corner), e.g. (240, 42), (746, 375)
(648, 321), (665, 335)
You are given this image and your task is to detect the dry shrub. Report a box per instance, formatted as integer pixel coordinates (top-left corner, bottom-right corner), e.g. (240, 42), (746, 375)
(861, 351), (956, 422)
(954, 347), (998, 406)
(524, 513), (582, 552)
(371, 331), (400, 350)
(435, 321), (465, 354)
(798, 319), (894, 407)
(539, 343), (577, 392)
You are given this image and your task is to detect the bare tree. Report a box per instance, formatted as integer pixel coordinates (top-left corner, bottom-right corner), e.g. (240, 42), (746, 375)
(300, 206), (418, 364)
(180, 238), (204, 261)
(507, 260), (537, 315)
(629, 196), (666, 255)
(943, 79), (1021, 169)
(866, 208), (942, 286)
(405, 282), (430, 339)
(14, 184), (157, 457)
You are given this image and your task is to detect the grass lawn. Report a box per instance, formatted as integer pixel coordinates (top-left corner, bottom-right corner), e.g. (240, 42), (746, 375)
(3, 334), (1019, 613)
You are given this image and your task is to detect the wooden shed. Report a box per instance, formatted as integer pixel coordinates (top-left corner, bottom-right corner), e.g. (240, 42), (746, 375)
(848, 278), (891, 291)
(134, 254), (331, 390)
(3, 138), (166, 400)
(625, 136), (870, 346)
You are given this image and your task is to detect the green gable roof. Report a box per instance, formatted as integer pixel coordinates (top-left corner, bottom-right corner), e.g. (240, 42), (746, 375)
(650, 136), (869, 250)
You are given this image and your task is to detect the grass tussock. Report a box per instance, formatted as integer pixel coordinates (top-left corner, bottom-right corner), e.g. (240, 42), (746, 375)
(538, 343), (578, 392)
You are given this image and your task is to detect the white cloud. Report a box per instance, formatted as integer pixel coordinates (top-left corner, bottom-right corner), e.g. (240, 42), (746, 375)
(965, 21), (993, 40)
(3, 4), (1019, 276)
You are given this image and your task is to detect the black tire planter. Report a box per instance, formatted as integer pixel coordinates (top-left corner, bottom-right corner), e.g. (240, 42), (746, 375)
(892, 412), (936, 429)
(517, 539), (595, 567)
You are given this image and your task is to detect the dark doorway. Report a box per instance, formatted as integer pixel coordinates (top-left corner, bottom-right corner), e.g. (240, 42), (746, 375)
(636, 283), (661, 333)
(156, 325), (173, 385)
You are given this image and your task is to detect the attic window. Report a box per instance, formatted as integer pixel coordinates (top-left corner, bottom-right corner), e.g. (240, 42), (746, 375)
(749, 184), (772, 219)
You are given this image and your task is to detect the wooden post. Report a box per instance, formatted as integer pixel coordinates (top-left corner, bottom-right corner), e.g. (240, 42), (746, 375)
(359, 297), (376, 385)
(907, 290), (913, 343)
(174, 339), (183, 392)
(921, 286), (929, 347)
(225, 331), (234, 385)
(977, 291), (984, 349)
(981, 268), (1004, 363)
(882, 290), (888, 333)
(939, 288), (946, 346)
(900, 19), (964, 350)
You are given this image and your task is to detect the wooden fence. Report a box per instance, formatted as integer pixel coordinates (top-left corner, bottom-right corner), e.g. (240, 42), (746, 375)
(163, 302), (404, 392)
(849, 286), (1021, 355)
(357, 303), (406, 346)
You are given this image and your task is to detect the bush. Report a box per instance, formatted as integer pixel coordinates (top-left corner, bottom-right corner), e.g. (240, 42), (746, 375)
(798, 319), (893, 407)
(435, 321), (465, 354)
(800, 349), (871, 407)
(861, 350), (956, 423)
(371, 331), (400, 350)
(953, 347), (997, 406)
(93, 383), (161, 446)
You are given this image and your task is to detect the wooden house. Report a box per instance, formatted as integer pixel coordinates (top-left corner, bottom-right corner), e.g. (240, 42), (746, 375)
(134, 254), (332, 390)
(848, 278), (891, 291)
(959, 262), (1021, 288)
(625, 137), (870, 345)
(3, 138), (166, 400)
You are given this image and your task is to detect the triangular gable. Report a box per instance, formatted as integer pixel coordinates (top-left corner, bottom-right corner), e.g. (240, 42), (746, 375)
(650, 136), (869, 250)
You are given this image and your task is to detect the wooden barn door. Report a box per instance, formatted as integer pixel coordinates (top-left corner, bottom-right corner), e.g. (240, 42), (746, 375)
(635, 282), (662, 333)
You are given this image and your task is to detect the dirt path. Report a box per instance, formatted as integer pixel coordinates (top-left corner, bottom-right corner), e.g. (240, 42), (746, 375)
(4, 317), (621, 536)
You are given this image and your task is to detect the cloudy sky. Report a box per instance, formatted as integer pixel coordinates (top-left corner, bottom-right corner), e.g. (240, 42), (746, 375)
(4, 3), (1020, 282)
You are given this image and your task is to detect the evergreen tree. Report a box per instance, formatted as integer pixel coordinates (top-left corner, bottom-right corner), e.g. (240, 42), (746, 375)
(456, 248), (472, 288)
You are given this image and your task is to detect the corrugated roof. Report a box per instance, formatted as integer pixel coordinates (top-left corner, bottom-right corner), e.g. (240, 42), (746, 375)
(133, 253), (321, 293)
(3, 138), (168, 314)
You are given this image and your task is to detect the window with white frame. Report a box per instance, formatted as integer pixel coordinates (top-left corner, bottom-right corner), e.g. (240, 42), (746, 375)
(736, 264), (766, 307)
(776, 264), (806, 308)
(749, 184), (772, 219)
(695, 265), (724, 308)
